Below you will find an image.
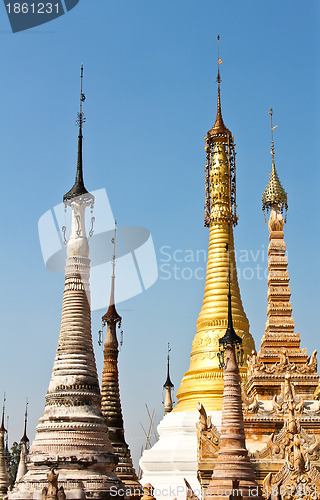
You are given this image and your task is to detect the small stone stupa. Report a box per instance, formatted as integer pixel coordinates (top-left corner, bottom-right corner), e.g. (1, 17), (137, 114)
(9, 67), (123, 500)
(100, 223), (141, 497)
(15, 400), (29, 483)
(203, 230), (263, 500)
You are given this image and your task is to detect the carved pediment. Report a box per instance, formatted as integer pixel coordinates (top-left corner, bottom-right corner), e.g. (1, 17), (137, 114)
(241, 383), (259, 414)
(255, 407), (320, 463)
(196, 402), (220, 462)
(263, 441), (320, 500)
(272, 374), (304, 415)
(247, 349), (318, 380)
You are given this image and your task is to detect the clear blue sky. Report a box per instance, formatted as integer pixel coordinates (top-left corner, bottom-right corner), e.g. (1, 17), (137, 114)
(0, 0), (319, 471)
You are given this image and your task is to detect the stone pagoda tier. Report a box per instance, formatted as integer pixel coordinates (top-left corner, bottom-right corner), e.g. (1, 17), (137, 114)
(9, 70), (124, 500)
(242, 110), (320, 489)
(101, 235), (142, 498)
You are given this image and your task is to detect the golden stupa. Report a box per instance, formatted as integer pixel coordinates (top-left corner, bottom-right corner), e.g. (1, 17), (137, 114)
(196, 109), (320, 498)
(174, 62), (255, 412)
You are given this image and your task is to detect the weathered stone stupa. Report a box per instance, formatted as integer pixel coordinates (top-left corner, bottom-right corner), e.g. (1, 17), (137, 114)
(201, 268), (263, 500)
(100, 224), (141, 497)
(203, 348), (263, 500)
(140, 38), (255, 498)
(9, 67), (123, 500)
(16, 401), (29, 483)
(240, 109), (320, 491)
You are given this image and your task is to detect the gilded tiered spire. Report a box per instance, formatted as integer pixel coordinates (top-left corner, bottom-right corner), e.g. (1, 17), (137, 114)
(9, 67), (123, 500)
(246, 108), (319, 400)
(101, 223), (141, 496)
(174, 38), (255, 412)
(0, 399), (9, 496)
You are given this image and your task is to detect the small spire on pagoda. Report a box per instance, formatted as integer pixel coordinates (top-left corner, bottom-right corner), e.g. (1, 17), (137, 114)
(262, 108), (288, 220)
(21, 399), (29, 444)
(209, 35), (230, 136)
(0, 394), (9, 495)
(16, 399), (29, 483)
(0, 394), (6, 434)
(100, 222), (141, 493)
(163, 344), (174, 415)
(63, 64), (94, 205)
(102, 221), (122, 327)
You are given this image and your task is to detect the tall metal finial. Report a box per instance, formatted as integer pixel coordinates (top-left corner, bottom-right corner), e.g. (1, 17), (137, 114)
(269, 107), (278, 165)
(111, 220), (117, 281)
(63, 64), (93, 205)
(77, 63), (86, 129)
(22, 398), (29, 442)
(217, 35), (221, 83)
(210, 35), (228, 135)
(101, 220), (122, 327)
(216, 35), (222, 99)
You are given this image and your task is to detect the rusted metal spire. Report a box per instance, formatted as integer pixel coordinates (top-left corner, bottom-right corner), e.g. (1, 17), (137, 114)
(102, 221), (122, 325)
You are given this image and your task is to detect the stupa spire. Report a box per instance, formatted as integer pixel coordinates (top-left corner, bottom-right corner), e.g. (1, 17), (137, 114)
(210, 35), (229, 136)
(63, 64), (92, 205)
(204, 341), (262, 500)
(0, 395), (9, 496)
(9, 68), (123, 500)
(204, 249), (262, 500)
(262, 108), (288, 220)
(246, 108), (318, 401)
(102, 221), (121, 325)
(163, 344), (174, 415)
(16, 399), (29, 483)
(174, 38), (255, 412)
(261, 108), (295, 349)
(101, 223), (141, 496)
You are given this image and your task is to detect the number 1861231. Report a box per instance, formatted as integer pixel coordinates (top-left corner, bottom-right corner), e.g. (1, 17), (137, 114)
(6, 2), (60, 14)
